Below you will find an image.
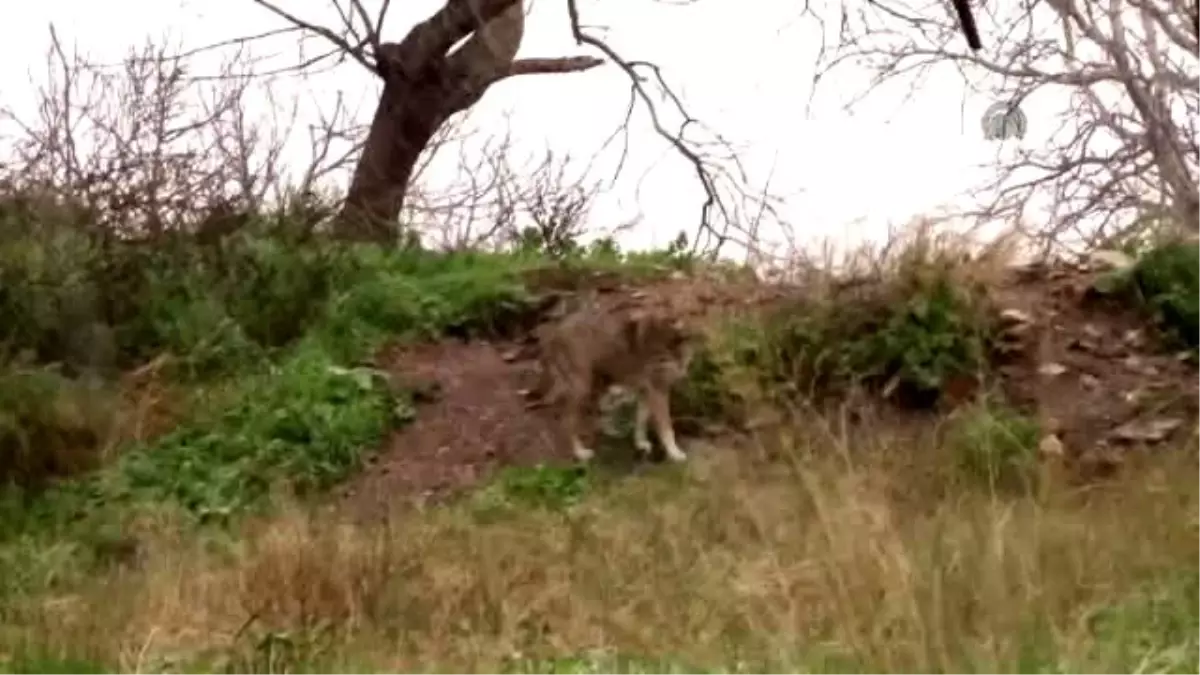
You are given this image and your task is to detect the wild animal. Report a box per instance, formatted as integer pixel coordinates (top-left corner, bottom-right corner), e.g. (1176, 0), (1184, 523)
(528, 302), (697, 463)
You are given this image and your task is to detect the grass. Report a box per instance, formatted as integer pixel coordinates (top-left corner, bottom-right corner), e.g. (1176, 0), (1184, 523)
(0, 419), (1193, 673)
(0, 202), (1195, 673)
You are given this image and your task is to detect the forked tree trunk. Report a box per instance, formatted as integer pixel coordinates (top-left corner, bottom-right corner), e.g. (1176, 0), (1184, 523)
(330, 0), (601, 243)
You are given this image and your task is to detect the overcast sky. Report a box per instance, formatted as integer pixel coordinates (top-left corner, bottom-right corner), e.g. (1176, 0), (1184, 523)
(0, 0), (1050, 257)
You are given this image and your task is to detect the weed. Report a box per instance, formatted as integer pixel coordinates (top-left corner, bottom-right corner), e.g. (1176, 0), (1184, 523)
(943, 400), (1041, 492)
(488, 464), (592, 511)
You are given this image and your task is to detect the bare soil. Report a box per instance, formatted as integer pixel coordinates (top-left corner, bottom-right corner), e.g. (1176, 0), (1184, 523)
(993, 261), (1198, 476)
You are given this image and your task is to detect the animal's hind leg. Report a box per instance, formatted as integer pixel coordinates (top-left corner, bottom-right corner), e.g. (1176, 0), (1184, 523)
(645, 386), (686, 463)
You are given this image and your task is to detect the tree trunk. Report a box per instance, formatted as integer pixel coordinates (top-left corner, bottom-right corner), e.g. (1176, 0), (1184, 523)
(330, 16), (601, 243)
(336, 78), (448, 243)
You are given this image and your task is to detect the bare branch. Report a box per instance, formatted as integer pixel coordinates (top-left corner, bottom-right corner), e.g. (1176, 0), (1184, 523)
(812, 0), (1198, 250)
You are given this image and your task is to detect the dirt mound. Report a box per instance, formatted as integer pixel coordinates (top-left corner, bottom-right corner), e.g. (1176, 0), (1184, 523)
(342, 262), (1197, 515)
(993, 261), (1197, 475)
(339, 339), (559, 519)
(341, 271), (745, 517)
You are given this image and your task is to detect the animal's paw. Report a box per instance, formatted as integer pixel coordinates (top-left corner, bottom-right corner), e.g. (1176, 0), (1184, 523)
(634, 437), (653, 455)
(664, 446), (688, 463)
(573, 445), (596, 462)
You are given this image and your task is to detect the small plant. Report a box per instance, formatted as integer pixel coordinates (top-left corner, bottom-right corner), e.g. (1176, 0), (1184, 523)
(492, 463), (591, 511)
(1131, 241), (1198, 348)
(867, 276), (992, 400)
(670, 342), (748, 435)
(944, 401), (1041, 492)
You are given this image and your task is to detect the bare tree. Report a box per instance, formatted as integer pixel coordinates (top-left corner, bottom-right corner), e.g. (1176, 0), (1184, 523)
(245, 0), (766, 254)
(246, 0), (600, 242)
(813, 0), (1198, 251)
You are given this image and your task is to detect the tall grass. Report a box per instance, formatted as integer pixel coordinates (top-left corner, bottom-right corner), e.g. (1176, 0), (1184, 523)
(1, 419), (1194, 673)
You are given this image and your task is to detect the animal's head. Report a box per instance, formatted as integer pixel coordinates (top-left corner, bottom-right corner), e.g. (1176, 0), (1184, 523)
(623, 311), (697, 359)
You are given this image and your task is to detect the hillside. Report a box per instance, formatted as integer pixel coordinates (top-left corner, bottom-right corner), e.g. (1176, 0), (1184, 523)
(0, 223), (1196, 673)
(344, 253), (1197, 515)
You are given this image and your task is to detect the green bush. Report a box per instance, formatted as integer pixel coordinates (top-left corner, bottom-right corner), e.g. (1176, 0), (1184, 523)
(86, 346), (406, 521)
(216, 234), (345, 348)
(317, 249), (537, 359)
(1131, 242), (1198, 348)
(670, 342), (749, 435)
(752, 266), (993, 407)
(0, 214), (356, 379)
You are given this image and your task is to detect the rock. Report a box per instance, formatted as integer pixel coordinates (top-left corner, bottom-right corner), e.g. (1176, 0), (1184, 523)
(1038, 434), (1066, 458)
(1068, 336), (1099, 353)
(1038, 362), (1068, 377)
(1080, 373), (1101, 389)
(1122, 387), (1147, 405)
(1110, 417), (1184, 444)
(1121, 355), (1159, 376)
(1000, 308), (1034, 325)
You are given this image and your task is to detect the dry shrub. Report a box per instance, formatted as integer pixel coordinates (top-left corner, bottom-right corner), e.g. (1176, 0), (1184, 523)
(0, 366), (114, 488)
(733, 220), (1028, 411)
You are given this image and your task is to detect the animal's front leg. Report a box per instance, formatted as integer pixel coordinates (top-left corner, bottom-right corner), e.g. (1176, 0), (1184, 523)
(563, 401), (594, 461)
(645, 387), (687, 462)
(633, 397), (653, 455)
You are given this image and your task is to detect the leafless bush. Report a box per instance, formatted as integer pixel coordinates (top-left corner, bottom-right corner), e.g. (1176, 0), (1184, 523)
(411, 126), (615, 254)
(0, 29), (377, 239)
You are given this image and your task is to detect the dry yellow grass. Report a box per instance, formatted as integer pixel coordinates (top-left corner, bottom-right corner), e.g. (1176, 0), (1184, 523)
(3, 412), (1195, 674)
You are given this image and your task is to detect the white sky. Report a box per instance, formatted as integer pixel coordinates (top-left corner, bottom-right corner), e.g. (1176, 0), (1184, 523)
(0, 0), (1054, 257)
